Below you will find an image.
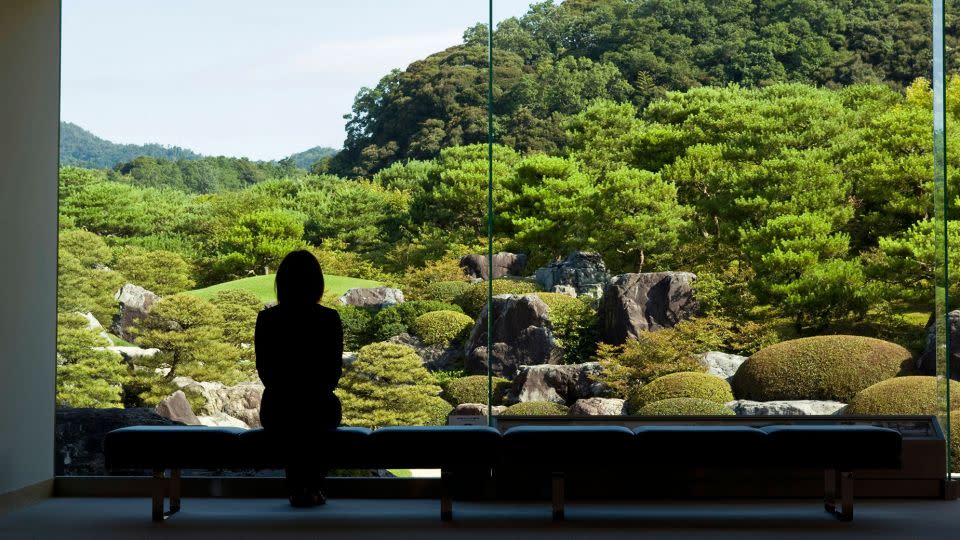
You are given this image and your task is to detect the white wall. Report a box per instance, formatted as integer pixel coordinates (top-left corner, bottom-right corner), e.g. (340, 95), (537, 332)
(0, 0), (60, 496)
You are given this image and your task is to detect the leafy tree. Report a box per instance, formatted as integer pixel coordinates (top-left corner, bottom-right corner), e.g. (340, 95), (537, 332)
(214, 209), (306, 276)
(209, 289), (263, 372)
(56, 313), (128, 408)
(131, 294), (243, 388)
(336, 343), (451, 427)
(112, 247), (195, 296)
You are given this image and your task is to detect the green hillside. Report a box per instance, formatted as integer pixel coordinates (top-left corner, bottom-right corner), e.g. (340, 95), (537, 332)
(187, 273), (381, 304)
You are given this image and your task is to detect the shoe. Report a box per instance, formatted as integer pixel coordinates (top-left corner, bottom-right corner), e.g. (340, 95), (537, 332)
(288, 489), (319, 508)
(313, 490), (327, 506)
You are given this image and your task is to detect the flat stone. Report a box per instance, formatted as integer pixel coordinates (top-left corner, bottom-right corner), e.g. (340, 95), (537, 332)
(568, 398), (627, 416)
(698, 351), (748, 381)
(726, 399), (847, 416)
(155, 390), (200, 425)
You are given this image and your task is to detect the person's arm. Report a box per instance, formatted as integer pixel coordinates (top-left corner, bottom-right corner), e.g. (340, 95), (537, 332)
(254, 311), (276, 387)
(321, 311), (344, 393)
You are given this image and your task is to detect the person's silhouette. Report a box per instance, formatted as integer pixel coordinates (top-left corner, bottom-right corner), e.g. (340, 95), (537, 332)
(255, 250), (343, 507)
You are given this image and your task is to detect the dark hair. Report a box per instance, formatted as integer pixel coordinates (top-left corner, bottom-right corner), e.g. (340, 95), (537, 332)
(274, 250), (324, 305)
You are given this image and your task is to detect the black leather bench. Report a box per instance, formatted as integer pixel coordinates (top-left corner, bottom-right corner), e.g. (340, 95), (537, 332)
(103, 423), (902, 522)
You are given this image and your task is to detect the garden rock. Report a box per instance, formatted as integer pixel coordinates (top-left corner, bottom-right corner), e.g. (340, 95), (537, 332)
(451, 403), (507, 416)
(569, 397), (627, 416)
(534, 251), (610, 298)
(598, 272), (699, 344)
(101, 345), (160, 365)
(460, 252), (528, 280)
(338, 286), (405, 309)
(387, 333), (462, 371)
(55, 407), (182, 476)
(508, 362), (606, 405)
(172, 377), (264, 428)
(196, 412), (250, 428)
(342, 351), (358, 367)
(464, 294), (561, 379)
(155, 390), (200, 425)
(726, 400), (847, 416)
(698, 351), (748, 381)
(918, 310), (960, 380)
(80, 311), (111, 342)
(111, 283), (159, 341)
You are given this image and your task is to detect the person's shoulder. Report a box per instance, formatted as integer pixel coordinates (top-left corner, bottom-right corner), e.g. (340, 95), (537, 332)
(257, 303), (281, 320)
(314, 304), (340, 320)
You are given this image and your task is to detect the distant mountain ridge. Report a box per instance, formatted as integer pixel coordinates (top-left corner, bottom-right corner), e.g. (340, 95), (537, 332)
(59, 122), (337, 170)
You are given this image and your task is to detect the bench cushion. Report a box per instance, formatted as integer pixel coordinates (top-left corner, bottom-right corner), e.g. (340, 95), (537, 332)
(237, 427), (373, 469)
(633, 426), (768, 467)
(367, 426), (502, 469)
(104, 426), (245, 470)
(502, 426), (635, 469)
(760, 425), (902, 470)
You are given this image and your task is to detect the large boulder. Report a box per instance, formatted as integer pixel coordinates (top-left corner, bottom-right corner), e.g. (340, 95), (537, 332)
(338, 286), (404, 309)
(55, 407), (182, 475)
(598, 272), (699, 344)
(464, 294), (561, 379)
(508, 362), (606, 405)
(726, 400), (847, 416)
(111, 283), (159, 341)
(698, 351), (748, 381)
(451, 403), (507, 417)
(569, 397), (627, 416)
(534, 251), (610, 298)
(460, 252), (528, 280)
(155, 390), (200, 425)
(172, 377), (263, 428)
(918, 311), (960, 380)
(387, 333), (463, 371)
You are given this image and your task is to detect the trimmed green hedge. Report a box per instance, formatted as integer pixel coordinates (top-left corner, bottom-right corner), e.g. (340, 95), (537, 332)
(731, 335), (914, 402)
(534, 292), (598, 364)
(371, 300), (463, 341)
(334, 304), (374, 350)
(423, 281), (472, 304)
(952, 412), (959, 473)
(845, 376), (960, 415)
(412, 310), (475, 346)
(630, 372), (734, 412)
(637, 397), (735, 416)
(502, 401), (569, 415)
(454, 279), (540, 316)
(440, 375), (511, 406)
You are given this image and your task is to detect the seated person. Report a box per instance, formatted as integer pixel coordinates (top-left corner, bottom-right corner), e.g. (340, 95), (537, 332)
(255, 250), (343, 507)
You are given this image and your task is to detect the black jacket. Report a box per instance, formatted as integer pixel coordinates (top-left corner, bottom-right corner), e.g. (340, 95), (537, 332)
(255, 303), (343, 431)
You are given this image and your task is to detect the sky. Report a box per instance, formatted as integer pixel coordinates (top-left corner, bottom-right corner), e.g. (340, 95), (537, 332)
(61, 0), (537, 160)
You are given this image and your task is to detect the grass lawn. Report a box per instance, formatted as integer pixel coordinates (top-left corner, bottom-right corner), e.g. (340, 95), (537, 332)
(186, 273), (382, 304)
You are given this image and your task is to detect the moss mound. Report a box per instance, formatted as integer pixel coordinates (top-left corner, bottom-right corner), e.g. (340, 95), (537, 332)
(411, 310), (475, 346)
(630, 372), (734, 412)
(845, 376), (960, 415)
(440, 375), (511, 406)
(423, 281), (472, 303)
(502, 401), (569, 415)
(637, 398), (735, 416)
(371, 300), (463, 341)
(731, 335), (913, 402)
(951, 412), (960, 474)
(454, 279), (540, 315)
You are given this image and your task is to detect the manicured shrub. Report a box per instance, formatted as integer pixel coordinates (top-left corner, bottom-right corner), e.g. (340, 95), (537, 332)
(454, 279), (540, 316)
(845, 376), (960, 415)
(336, 342), (449, 428)
(370, 300), (463, 341)
(630, 372), (734, 412)
(731, 335), (914, 402)
(412, 310), (475, 346)
(334, 304), (375, 350)
(502, 401), (569, 415)
(440, 375), (511, 406)
(637, 397), (735, 416)
(398, 258), (469, 299)
(423, 280), (472, 303)
(951, 412), (960, 473)
(534, 292), (599, 364)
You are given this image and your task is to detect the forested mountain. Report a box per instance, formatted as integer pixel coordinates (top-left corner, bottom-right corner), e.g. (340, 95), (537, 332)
(287, 146), (338, 170)
(60, 122), (203, 169)
(331, 0), (960, 176)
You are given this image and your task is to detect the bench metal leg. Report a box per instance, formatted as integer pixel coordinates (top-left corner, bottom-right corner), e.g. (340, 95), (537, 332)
(440, 469), (453, 521)
(552, 471), (564, 521)
(825, 470), (853, 521)
(824, 469), (837, 514)
(169, 469), (182, 513)
(152, 469), (165, 522)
